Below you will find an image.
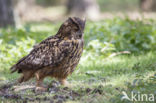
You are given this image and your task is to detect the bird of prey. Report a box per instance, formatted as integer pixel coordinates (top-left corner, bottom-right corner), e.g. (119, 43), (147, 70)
(10, 17), (86, 91)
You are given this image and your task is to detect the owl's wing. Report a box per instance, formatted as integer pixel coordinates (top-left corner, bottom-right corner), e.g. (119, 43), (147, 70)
(10, 39), (74, 73)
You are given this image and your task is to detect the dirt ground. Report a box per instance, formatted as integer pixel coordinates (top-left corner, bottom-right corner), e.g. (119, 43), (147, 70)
(0, 80), (104, 103)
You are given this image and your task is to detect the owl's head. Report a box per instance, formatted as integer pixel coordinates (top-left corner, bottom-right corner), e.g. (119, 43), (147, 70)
(57, 17), (86, 39)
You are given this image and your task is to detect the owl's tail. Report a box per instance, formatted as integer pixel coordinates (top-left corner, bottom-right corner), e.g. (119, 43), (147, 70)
(10, 65), (17, 73)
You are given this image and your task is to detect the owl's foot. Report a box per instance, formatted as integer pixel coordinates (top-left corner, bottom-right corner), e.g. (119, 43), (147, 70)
(35, 78), (47, 92)
(61, 80), (69, 85)
(59, 79), (71, 87)
(35, 86), (47, 92)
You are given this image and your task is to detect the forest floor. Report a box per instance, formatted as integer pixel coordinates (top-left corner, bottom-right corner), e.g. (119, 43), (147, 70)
(0, 52), (156, 103)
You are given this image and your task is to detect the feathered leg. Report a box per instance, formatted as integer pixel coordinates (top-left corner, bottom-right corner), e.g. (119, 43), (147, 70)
(35, 73), (47, 92)
(18, 71), (34, 83)
(18, 75), (24, 83)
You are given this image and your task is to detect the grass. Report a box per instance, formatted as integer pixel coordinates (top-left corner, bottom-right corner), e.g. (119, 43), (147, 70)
(69, 52), (156, 103)
(0, 52), (156, 103)
(0, 18), (156, 102)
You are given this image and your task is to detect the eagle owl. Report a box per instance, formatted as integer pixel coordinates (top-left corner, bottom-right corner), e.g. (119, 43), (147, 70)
(10, 17), (86, 91)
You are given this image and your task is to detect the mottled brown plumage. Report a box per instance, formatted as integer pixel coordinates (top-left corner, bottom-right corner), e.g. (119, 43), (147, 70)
(10, 17), (86, 91)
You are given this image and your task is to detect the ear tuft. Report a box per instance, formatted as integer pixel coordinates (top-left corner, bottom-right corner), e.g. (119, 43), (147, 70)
(69, 17), (78, 24)
(64, 22), (68, 26)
